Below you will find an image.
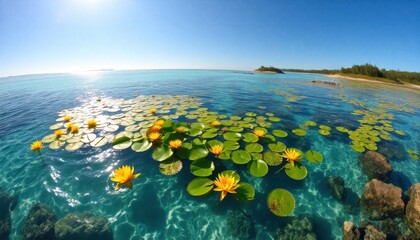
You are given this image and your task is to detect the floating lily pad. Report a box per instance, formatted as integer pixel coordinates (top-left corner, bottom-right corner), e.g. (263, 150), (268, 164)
(394, 130), (405, 136)
(229, 126), (244, 132)
(207, 139), (223, 148)
(242, 133), (259, 143)
(234, 182), (255, 202)
(263, 151), (282, 166)
(112, 136), (132, 150)
(202, 131), (218, 139)
(268, 142), (286, 153)
(188, 147), (209, 161)
(351, 144), (365, 152)
(365, 143), (378, 151)
(187, 177), (214, 197)
(245, 112), (257, 117)
(319, 125), (331, 130)
(231, 150), (252, 164)
(318, 129), (331, 136)
(131, 139), (152, 152)
(104, 125), (119, 132)
(284, 162), (307, 180)
(90, 136), (109, 147)
(272, 130), (288, 138)
(336, 126), (349, 133)
(268, 117), (281, 122)
(49, 140), (65, 150)
(245, 143), (263, 153)
(261, 134), (276, 143)
(267, 188), (295, 216)
(190, 158), (215, 177)
(191, 122), (205, 130)
(81, 134), (96, 143)
(305, 150), (323, 163)
(176, 142), (192, 159)
(188, 128), (202, 137)
(223, 141), (240, 151)
(65, 142), (83, 151)
(152, 144), (173, 161)
(248, 160), (269, 177)
(49, 123), (63, 130)
(304, 121), (317, 127)
(292, 129), (306, 137)
(218, 151), (231, 160)
(42, 134), (57, 143)
(223, 132), (241, 141)
(115, 131), (134, 139)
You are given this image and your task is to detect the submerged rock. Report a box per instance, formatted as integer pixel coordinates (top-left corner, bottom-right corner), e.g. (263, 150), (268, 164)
(21, 203), (57, 240)
(276, 216), (316, 240)
(377, 141), (407, 161)
(227, 210), (255, 240)
(343, 221), (361, 240)
(405, 184), (420, 237)
(379, 218), (400, 239)
(55, 212), (112, 240)
(0, 192), (18, 240)
(364, 225), (387, 240)
(360, 179), (405, 220)
(326, 176), (346, 201)
(358, 151), (392, 181)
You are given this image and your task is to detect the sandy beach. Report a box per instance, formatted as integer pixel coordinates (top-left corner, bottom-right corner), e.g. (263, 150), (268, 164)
(326, 74), (420, 90)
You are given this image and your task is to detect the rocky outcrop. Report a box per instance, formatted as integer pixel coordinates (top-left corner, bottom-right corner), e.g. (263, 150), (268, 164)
(343, 221), (361, 240)
(326, 176), (346, 201)
(364, 225), (386, 240)
(21, 203), (57, 240)
(360, 179), (405, 220)
(55, 212), (112, 240)
(358, 151), (392, 181)
(0, 192), (18, 240)
(405, 183), (420, 237)
(276, 216), (316, 240)
(227, 210), (255, 240)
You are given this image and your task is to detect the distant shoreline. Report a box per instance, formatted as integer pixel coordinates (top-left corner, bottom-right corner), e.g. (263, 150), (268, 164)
(326, 74), (420, 90)
(254, 70), (278, 74)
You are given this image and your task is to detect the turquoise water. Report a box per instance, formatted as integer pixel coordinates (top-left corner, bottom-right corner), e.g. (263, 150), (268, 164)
(0, 70), (419, 239)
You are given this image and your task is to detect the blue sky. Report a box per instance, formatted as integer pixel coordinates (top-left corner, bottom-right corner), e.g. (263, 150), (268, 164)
(0, 0), (419, 76)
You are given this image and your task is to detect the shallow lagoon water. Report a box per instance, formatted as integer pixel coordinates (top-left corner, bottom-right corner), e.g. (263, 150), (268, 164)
(0, 70), (419, 239)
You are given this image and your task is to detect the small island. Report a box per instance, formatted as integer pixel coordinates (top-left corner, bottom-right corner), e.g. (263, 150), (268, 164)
(255, 66), (285, 74)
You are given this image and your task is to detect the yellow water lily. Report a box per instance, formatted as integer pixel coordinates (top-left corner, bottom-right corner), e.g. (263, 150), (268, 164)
(176, 127), (185, 133)
(211, 120), (221, 127)
(148, 132), (161, 142)
(149, 125), (162, 132)
(63, 115), (71, 122)
(30, 141), (43, 152)
(253, 129), (265, 137)
(154, 119), (165, 126)
(169, 139), (183, 149)
(281, 148), (302, 167)
(210, 145), (223, 156)
(213, 173), (240, 201)
(54, 129), (63, 138)
(71, 125), (80, 133)
(111, 165), (141, 191)
(66, 122), (73, 131)
(87, 119), (97, 128)
(149, 108), (157, 114)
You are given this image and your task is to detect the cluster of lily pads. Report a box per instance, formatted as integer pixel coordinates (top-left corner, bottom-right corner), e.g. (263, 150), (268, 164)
(35, 95), (326, 217)
(271, 89), (307, 102)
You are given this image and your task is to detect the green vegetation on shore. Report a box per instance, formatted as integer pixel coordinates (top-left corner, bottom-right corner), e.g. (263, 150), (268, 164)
(255, 66), (284, 73)
(282, 64), (420, 85)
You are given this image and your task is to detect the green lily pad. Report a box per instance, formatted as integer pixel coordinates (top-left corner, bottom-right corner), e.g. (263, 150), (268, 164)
(292, 129), (306, 137)
(284, 162), (307, 180)
(268, 117), (281, 122)
(90, 136), (109, 147)
(191, 122), (205, 130)
(365, 143), (378, 151)
(394, 130), (405, 136)
(202, 130), (218, 139)
(305, 150), (323, 163)
(131, 139), (152, 152)
(336, 126), (349, 133)
(223, 132), (242, 141)
(250, 153), (262, 160)
(152, 144), (173, 161)
(351, 144), (365, 152)
(263, 151), (282, 166)
(188, 128), (202, 137)
(221, 170), (240, 181)
(254, 127), (268, 135)
(318, 129), (331, 136)
(188, 147), (209, 161)
(267, 188), (295, 216)
(268, 142), (287, 153)
(65, 142), (83, 151)
(42, 134), (57, 143)
(104, 125), (119, 132)
(112, 136), (132, 150)
(229, 126), (244, 132)
(248, 160), (269, 177)
(207, 139), (223, 147)
(49, 140), (65, 150)
(190, 158), (215, 177)
(304, 121), (317, 127)
(261, 134), (276, 143)
(242, 133), (259, 143)
(187, 177), (214, 197)
(159, 158), (182, 176)
(245, 143), (263, 153)
(319, 125), (331, 130)
(245, 112), (257, 117)
(49, 123), (63, 130)
(234, 182), (255, 202)
(231, 150), (252, 164)
(81, 134), (96, 143)
(223, 141), (240, 151)
(272, 130), (288, 138)
(218, 150), (231, 160)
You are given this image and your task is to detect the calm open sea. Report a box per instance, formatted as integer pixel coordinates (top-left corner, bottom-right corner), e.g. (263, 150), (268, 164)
(0, 70), (419, 239)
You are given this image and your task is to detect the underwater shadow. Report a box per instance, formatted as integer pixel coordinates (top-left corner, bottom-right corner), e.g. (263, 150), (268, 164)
(128, 183), (166, 231)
